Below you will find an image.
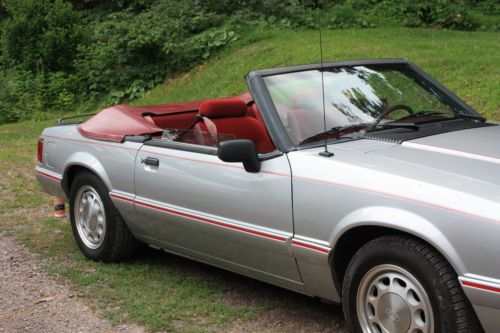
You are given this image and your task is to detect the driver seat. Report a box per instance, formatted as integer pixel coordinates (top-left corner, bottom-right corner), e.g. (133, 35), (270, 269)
(196, 98), (274, 153)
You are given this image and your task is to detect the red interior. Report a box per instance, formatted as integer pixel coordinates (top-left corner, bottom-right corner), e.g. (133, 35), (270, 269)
(148, 111), (197, 130)
(199, 98), (247, 118)
(78, 93), (275, 153)
(196, 98), (274, 153)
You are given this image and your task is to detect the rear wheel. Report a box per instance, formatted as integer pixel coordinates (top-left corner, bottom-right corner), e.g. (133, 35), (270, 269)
(342, 235), (482, 333)
(69, 171), (137, 262)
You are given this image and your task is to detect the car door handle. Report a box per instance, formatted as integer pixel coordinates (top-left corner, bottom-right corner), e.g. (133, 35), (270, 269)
(143, 157), (159, 166)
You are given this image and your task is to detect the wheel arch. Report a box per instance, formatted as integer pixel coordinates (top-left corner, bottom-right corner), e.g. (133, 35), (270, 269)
(62, 152), (112, 197)
(330, 207), (467, 297)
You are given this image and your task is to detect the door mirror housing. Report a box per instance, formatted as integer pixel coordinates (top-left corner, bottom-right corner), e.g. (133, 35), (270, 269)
(217, 139), (261, 173)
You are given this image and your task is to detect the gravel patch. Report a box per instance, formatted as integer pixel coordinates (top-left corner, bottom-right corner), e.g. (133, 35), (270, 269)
(0, 234), (144, 333)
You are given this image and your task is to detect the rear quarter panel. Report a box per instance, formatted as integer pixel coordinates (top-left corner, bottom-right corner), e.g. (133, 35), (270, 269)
(38, 125), (141, 204)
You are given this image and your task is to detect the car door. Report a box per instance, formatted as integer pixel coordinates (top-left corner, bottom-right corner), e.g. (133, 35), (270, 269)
(132, 136), (302, 286)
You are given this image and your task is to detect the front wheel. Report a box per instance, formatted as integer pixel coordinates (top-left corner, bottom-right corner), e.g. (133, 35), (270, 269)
(342, 235), (482, 333)
(69, 171), (138, 262)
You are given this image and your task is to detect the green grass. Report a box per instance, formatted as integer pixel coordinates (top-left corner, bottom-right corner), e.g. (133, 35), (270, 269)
(137, 28), (499, 120)
(0, 28), (498, 332)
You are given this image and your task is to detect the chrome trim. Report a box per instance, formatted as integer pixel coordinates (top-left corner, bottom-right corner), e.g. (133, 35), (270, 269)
(291, 237), (331, 254)
(35, 167), (62, 182)
(112, 194), (292, 243)
(459, 274), (500, 293)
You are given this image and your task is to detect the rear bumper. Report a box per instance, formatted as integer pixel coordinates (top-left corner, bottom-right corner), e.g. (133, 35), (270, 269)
(35, 167), (67, 202)
(460, 275), (500, 332)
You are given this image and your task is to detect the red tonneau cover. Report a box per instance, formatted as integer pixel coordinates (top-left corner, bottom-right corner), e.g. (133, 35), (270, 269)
(78, 93), (253, 142)
(78, 101), (201, 142)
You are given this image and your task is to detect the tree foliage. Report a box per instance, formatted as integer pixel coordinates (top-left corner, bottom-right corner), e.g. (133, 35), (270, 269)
(0, 0), (498, 123)
(1, 0), (80, 72)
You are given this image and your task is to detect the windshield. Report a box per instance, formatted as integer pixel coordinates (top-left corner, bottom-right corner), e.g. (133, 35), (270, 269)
(263, 64), (477, 145)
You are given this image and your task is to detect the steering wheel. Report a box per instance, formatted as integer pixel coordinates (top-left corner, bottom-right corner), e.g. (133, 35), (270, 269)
(374, 104), (414, 125)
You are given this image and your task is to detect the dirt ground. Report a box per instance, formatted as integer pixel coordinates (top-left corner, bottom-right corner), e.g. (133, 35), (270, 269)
(0, 234), (144, 333)
(0, 232), (348, 333)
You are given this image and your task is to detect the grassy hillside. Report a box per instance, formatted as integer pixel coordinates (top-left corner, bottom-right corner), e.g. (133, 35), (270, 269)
(1, 0), (498, 124)
(137, 28), (500, 120)
(0, 28), (499, 332)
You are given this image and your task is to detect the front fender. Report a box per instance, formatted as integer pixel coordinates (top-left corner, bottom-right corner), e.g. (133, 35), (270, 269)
(331, 206), (467, 275)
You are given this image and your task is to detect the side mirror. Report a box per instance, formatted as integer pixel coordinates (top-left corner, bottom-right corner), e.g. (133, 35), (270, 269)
(217, 139), (261, 173)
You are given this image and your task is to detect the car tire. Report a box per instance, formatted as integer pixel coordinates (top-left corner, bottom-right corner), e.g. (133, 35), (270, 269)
(69, 171), (138, 262)
(342, 235), (482, 333)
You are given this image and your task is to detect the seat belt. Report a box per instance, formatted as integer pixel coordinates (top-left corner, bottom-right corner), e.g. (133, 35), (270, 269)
(194, 116), (218, 146)
(176, 114), (217, 142)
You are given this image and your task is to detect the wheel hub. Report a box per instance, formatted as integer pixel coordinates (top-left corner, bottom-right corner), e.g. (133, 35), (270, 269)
(378, 293), (410, 332)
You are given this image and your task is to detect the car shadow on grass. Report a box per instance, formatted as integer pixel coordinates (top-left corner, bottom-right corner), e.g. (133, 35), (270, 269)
(132, 245), (347, 332)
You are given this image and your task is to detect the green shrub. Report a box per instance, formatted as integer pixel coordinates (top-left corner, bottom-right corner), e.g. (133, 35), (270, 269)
(75, 1), (237, 103)
(0, 69), (43, 123)
(328, 4), (374, 29)
(400, 1), (478, 30)
(1, 0), (80, 72)
(0, 0), (498, 124)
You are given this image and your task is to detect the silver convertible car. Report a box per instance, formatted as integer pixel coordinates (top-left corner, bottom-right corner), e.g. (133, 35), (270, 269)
(36, 59), (499, 333)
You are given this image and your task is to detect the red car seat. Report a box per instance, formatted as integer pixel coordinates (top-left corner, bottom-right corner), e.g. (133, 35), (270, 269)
(197, 98), (275, 154)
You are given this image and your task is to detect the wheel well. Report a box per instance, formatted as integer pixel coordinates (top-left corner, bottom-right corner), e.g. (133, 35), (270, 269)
(331, 226), (446, 296)
(63, 165), (98, 196)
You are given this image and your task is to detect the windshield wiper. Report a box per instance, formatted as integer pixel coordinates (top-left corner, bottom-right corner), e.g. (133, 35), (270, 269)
(395, 111), (448, 121)
(393, 111), (486, 123)
(368, 122), (419, 131)
(299, 124), (368, 145)
(299, 122), (419, 145)
(453, 113), (486, 122)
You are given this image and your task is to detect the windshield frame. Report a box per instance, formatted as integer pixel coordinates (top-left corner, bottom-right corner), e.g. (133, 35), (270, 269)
(246, 59), (484, 153)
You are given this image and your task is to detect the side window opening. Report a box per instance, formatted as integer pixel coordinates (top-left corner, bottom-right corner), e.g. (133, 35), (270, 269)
(144, 97), (276, 154)
(155, 128), (236, 148)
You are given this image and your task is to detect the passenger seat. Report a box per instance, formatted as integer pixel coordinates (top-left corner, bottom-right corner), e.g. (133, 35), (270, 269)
(197, 98), (275, 153)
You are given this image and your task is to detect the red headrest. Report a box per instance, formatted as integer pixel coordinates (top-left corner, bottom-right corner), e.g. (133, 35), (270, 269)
(199, 98), (247, 119)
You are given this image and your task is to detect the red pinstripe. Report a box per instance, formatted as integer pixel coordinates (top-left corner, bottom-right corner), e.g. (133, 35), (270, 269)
(42, 135), (137, 151)
(43, 135), (288, 176)
(43, 134), (288, 179)
(291, 240), (330, 254)
(136, 199), (287, 241)
(462, 280), (500, 294)
(111, 193), (335, 252)
(294, 175), (500, 225)
(109, 193), (134, 203)
(110, 193), (287, 242)
(141, 149), (242, 170)
(35, 170), (61, 182)
(142, 149), (290, 176)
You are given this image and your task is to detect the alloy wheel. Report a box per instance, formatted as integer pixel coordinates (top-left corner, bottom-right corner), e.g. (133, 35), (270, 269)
(356, 264), (434, 333)
(74, 185), (107, 249)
